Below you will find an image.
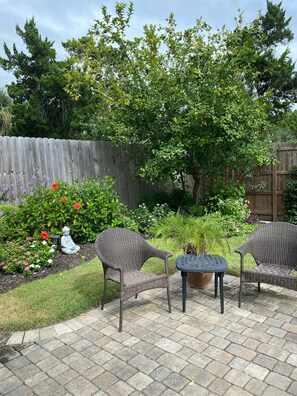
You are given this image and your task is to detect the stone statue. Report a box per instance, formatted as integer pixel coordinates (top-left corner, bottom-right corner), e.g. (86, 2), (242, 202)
(61, 226), (80, 255)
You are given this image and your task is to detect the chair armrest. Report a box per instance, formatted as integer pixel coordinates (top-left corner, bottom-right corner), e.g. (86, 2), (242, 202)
(146, 245), (172, 275)
(150, 247), (173, 261)
(234, 242), (252, 271)
(234, 241), (251, 257)
(99, 256), (122, 272)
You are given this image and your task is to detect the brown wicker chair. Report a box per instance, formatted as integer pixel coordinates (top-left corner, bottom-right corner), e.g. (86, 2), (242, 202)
(235, 221), (297, 308)
(95, 227), (172, 332)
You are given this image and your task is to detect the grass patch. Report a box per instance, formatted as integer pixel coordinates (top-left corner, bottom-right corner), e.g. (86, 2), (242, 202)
(0, 234), (254, 332)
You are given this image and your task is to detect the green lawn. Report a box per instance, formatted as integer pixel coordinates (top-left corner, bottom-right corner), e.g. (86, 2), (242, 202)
(0, 234), (256, 332)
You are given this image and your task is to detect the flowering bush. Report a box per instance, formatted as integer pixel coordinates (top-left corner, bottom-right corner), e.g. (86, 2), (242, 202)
(0, 235), (55, 275)
(7, 176), (136, 243)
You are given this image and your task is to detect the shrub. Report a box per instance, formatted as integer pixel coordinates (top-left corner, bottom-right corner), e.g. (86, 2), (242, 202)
(140, 188), (196, 213)
(132, 203), (173, 234)
(206, 182), (249, 219)
(7, 176), (136, 243)
(284, 166), (297, 224)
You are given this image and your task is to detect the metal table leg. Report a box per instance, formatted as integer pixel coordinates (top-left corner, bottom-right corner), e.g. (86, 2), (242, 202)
(219, 272), (224, 314)
(181, 271), (187, 312)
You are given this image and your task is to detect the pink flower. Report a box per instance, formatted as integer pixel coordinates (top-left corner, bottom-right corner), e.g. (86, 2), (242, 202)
(19, 245), (25, 249)
(0, 262), (4, 266)
(3, 266), (7, 269)
(26, 236), (31, 240)
(24, 266), (30, 271)
(26, 251), (31, 255)
(34, 254), (39, 258)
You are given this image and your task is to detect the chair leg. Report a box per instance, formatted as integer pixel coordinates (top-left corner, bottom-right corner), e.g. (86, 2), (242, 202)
(119, 298), (123, 332)
(167, 283), (172, 313)
(101, 280), (107, 310)
(238, 280), (242, 308)
(258, 282), (260, 292)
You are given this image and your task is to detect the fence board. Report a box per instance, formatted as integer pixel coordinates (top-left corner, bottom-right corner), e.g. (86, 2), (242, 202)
(0, 136), (163, 208)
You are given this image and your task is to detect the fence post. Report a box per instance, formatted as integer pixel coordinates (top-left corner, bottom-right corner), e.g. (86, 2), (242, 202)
(272, 162), (277, 221)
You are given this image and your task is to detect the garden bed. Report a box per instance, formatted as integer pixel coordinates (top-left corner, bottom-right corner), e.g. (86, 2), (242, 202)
(0, 243), (97, 294)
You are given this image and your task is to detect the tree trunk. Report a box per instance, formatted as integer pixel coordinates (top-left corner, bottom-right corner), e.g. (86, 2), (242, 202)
(192, 171), (204, 203)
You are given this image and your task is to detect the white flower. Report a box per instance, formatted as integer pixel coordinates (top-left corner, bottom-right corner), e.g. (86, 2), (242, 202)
(47, 259), (53, 264)
(42, 240), (47, 245)
(30, 264), (35, 268)
(49, 248), (55, 253)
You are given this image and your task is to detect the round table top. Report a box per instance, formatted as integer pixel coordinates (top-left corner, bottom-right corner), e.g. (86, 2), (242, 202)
(176, 254), (227, 273)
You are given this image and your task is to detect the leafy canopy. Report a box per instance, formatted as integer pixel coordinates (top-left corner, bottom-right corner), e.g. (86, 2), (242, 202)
(65, 2), (274, 201)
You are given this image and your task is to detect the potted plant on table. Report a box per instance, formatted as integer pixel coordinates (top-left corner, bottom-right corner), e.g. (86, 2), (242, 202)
(151, 212), (228, 288)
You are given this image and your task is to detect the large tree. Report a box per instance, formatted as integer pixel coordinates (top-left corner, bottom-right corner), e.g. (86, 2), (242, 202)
(65, 2), (273, 202)
(0, 18), (81, 138)
(230, 1), (297, 120)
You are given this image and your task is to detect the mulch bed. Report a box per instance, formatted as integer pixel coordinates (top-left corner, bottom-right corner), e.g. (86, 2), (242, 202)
(0, 243), (97, 294)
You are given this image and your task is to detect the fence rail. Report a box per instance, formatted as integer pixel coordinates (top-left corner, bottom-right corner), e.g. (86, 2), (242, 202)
(0, 136), (163, 209)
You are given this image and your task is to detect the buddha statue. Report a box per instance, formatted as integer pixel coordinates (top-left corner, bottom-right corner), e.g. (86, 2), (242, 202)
(61, 226), (80, 255)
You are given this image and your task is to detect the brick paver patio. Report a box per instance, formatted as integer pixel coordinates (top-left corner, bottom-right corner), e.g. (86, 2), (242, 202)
(1, 273), (297, 395)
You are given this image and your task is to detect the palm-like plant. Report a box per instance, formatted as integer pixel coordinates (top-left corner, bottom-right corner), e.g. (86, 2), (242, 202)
(151, 212), (228, 255)
(151, 213), (229, 288)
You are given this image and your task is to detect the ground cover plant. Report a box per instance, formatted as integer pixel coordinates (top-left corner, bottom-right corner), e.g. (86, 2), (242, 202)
(0, 234), (55, 276)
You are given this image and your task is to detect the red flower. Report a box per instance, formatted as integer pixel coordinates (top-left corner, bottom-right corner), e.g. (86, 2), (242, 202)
(74, 203), (81, 210)
(61, 197), (67, 203)
(40, 231), (49, 240)
(51, 183), (58, 191)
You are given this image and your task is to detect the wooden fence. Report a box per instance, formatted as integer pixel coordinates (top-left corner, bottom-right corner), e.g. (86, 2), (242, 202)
(1, 137), (296, 218)
(245, 143), (297, 220)
(0, 136), (163, 209)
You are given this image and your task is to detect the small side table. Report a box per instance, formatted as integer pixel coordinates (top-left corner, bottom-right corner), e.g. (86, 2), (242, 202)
(176, 254), (228, 314)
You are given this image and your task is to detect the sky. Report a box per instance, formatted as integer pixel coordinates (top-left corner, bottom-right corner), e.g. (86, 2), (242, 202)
(0, 0), (297, 88)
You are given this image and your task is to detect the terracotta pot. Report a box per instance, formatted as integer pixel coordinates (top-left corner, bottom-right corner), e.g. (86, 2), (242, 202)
(187, 272), (213, 289)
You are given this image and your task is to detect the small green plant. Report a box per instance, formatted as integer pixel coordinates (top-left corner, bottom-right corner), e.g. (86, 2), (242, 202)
(0, 232), (55, 275)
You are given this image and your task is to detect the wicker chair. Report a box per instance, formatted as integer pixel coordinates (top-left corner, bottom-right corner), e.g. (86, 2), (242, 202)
(95, 227), (172, 332)
(235, 221), (297, 308)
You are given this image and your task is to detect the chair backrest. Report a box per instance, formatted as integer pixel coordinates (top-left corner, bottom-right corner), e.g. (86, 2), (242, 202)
(95, 227), (154, 272)
(247, 222), (297, 267)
